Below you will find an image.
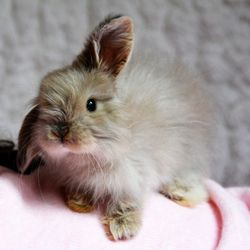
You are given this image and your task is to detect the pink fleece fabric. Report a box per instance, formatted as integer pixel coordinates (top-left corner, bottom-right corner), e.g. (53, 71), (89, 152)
(0, 166), (249, 250)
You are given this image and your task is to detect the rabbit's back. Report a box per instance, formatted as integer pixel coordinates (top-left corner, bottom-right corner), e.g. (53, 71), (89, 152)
(116, 62), (214, 181)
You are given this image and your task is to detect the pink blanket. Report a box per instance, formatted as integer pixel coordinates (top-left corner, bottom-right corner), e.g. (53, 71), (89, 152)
(0, 166), (249, 250)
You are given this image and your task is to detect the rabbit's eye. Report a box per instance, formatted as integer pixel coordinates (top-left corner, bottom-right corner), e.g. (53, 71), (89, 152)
(86, 99), (96, 112)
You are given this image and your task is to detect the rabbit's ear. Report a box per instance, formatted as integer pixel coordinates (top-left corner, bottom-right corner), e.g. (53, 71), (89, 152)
(73, 15), (134, 77)
(17, 105), (41, 173)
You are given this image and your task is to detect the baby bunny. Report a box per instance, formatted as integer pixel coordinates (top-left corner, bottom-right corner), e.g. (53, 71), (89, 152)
(18, 14), (214, 240)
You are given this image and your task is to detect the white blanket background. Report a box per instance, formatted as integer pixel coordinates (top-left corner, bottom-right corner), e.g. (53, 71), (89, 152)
(0, 0), (249, 186)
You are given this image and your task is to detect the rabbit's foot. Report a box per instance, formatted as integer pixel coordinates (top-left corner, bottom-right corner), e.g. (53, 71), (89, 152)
(66, 192), (94, 213)
(102, 201), (141, 241)
(160, 179), (208, 207)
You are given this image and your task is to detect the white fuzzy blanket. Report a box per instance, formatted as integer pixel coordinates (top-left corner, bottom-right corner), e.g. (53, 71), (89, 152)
(0, 0), (249, 185)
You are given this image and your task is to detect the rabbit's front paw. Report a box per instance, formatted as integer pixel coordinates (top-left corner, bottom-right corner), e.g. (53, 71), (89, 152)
(66, 192), (94, 213)
(102, 202), (141, 241)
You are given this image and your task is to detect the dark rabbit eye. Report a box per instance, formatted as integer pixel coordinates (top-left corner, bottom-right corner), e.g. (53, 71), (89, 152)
(86, 99), (96, 112)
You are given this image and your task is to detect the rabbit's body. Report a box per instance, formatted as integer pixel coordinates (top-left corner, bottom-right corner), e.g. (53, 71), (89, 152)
(18, 15), (214, 240)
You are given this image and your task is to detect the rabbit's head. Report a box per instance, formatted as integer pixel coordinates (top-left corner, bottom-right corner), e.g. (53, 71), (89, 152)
(18, 15), (134, 173)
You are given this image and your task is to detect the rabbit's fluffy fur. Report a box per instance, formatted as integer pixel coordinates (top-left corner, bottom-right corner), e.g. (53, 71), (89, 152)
(18, 15), (214, 240)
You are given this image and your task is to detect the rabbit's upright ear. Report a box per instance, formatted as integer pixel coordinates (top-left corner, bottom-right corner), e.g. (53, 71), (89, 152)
(17, 105), (41, 173)
(73, 15), (134, 77)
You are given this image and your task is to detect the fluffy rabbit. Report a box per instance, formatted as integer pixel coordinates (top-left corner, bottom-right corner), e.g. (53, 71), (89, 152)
(18, 15), (214, 240)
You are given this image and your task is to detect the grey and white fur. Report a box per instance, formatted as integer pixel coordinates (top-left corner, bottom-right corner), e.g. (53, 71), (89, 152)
(18, 14), (215, 240)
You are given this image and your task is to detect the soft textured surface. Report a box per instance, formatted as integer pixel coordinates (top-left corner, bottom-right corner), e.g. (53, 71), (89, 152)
(0, 0), (250, 186)
(0, 166), (250, 250)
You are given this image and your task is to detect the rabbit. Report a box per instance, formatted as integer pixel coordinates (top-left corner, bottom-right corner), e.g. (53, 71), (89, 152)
(17, 14), (215, 240)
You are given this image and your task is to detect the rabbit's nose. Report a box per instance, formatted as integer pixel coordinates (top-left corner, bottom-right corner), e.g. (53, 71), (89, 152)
(52, 123), (69, 142)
